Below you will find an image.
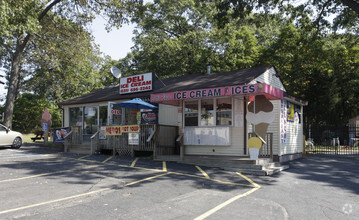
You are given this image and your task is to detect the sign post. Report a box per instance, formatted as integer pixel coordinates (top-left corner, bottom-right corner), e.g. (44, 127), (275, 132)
(42, 123), (48, 144)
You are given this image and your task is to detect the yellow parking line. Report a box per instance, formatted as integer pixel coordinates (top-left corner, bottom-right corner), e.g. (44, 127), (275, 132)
(126, 172), (169, 186)
(194, 187), (260, 220)
(169, 171), (255, 188)
(102, 156), (114, 163)
(0, 165), (100, 183)
(194, 172), (261, 219)
(236, 172), (261, 188)
(162, 161), (167, 172)
(78, 155), (90, 160)
(0, 172), (170, 215)
(131, 158), (139, 167)
(73, 156), (256, 188)
(0, 188), (109, 215)
(195, 166), (210, 179)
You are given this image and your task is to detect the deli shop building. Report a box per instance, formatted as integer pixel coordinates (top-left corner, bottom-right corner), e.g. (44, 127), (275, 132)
(59, 65), (307, 163)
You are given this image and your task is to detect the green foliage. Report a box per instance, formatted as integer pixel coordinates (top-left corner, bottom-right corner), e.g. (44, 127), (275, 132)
(121, 0), (261, 77)
(118, 0), (359, 126)
(22, 12), (104, 103)
(1, 0), (358, 128)
(12, 93), (62, 133)
(260, 21), (359, 125)
(0, 0), (144, 128)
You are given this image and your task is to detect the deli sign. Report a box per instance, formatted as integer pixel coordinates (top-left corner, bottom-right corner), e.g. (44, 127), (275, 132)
(120, 72), (153, 94)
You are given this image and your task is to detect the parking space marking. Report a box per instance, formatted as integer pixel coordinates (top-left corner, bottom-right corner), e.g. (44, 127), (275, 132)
(236, 172), (260, 188)
(78, 155), (90, 160)
(7, 155), (258, 189)
(70, 156), (257, 188)
(0, 188), (109, 215)
(0, 172), (170, 215)
(163, 161), (167, 172)
(130, 158), (139, 167)
(1, 152), (262, 218)
(102, 156), (114, 163)
(125, 172), (169, 186)
(194, 173), (261, 220)
(195, 166), (210, 179)
(194, 187), (260, 220)
(0, 165), (101, 183)
(169, 171), (255, 188)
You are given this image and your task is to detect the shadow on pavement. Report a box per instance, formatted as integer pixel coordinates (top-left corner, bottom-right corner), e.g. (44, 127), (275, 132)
(283, 155), (359, 194)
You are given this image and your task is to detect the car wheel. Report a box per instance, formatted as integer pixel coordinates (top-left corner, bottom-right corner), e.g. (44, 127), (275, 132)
(12, 137), (22, 149)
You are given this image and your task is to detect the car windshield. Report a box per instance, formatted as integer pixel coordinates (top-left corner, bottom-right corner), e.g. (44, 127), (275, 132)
(0, 124), (8, 131)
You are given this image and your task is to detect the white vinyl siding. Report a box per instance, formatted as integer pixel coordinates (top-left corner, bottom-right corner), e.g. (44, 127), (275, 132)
(249, 67), (286, 92)
(158, 104), (178, 126)
(247, 100), (281, 156)
(184, 126), (245, 156)
(279, 100), (304, 155)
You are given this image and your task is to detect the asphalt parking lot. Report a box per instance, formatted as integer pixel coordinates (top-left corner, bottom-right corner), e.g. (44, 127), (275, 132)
(0, 144), (358, 219)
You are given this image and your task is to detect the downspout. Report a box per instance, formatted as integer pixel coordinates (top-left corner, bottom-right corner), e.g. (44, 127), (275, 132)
(57, 104), (64, 127)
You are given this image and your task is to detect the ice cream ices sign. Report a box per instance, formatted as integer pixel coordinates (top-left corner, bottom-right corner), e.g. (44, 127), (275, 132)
(120, 72), (153, 94)
(151, 83), (283, 102)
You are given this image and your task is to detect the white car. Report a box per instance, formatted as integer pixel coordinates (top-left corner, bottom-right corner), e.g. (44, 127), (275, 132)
(0, 124), (23, 149)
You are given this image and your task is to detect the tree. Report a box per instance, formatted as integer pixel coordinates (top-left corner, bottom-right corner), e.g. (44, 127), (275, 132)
(12, 93), (62, 133)
(0, 0), (142, 128)
(124, 0), (358, 126)
(123, 0), (261, 77)
(23, 12), (104, 103)
(211, 0), (359, 31)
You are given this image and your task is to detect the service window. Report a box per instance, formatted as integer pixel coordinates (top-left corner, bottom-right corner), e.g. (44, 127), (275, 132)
(201, 99), (214, 126)
(184, 100), (198, 126)
(216, 98), (232, 125)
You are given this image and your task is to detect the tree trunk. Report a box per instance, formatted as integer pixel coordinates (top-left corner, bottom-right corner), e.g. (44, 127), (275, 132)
(3, 35), (30, 128)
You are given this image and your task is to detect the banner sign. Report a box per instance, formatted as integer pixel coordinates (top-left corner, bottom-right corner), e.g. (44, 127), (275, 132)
(120, 72), (153, 94)
(53, 127), (71, 143)
(287, 103), (295, 122)
(42, 123), (48, 132)
(141, 110), (158, 124)
(99, 126), (107, 140)
(105, 125), (140, 135)
(150, 83), (283, 103)
(128, 133), (139, 145)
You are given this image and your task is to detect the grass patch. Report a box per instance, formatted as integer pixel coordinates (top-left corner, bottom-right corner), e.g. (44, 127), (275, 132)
(22, 133), (52, 143)
(22, 133), (36, 143)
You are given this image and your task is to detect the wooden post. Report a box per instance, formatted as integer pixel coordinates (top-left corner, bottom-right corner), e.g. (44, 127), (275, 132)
(153, 124), (158, 159)
(178, 100), (184, 161)
(64, 139), (68, 153)
(44, 129), (48, 144)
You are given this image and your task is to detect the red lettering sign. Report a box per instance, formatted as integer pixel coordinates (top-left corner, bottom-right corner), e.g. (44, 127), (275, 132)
(120, 73), (153, 94)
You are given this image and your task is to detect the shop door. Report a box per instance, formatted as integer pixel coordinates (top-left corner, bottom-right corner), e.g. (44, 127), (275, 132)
(83, 106), (99, 143)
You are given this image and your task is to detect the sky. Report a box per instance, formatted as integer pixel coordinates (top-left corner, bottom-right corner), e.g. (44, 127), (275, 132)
(0, 16), (135, 105)
(90, 16), (136, 60)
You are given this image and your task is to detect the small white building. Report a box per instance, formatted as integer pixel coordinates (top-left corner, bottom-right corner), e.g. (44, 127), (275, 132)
(59, 65), (307, 162)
